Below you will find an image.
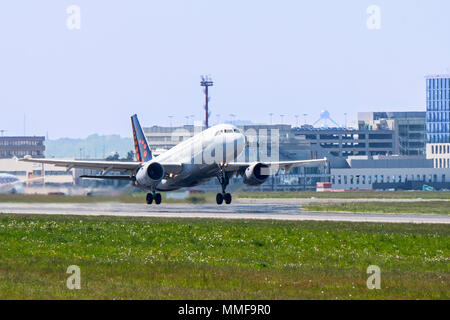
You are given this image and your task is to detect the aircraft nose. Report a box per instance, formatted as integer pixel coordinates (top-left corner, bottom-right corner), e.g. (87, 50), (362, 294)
(236, 133), (246, 154)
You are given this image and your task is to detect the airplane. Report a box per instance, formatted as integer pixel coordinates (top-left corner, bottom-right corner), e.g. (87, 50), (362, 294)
(0, 173), (25, 194)
(0, 173), (44, 194)
(20, 115), (327, 205)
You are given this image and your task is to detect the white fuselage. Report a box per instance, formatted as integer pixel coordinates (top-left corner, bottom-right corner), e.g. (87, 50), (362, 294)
(0, 173), (24, 194)
(143, 124), (246, 191)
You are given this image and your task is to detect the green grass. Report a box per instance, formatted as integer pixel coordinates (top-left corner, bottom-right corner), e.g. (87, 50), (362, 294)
(237, 191), (450, 200)
(303, 201), (450, 215)
(0, 214), (448, 299)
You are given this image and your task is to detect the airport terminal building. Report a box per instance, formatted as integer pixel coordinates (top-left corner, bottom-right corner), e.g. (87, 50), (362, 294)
(330, 155), (450, 190)
(0, 158), (74, 188)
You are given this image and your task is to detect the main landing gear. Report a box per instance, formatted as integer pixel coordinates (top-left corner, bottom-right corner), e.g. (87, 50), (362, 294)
(146, 192), (162, 205)
(216, 164), (232, 205)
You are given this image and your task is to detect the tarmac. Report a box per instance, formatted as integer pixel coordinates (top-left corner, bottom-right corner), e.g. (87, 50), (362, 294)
(0, 201), (449, 224)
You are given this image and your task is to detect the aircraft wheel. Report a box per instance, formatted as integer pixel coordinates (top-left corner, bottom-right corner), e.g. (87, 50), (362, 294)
(155, 193), (162, 205)
(146, 193), (153, 204)
(224, 193), (232, 204)
(216, 193), (224, 205)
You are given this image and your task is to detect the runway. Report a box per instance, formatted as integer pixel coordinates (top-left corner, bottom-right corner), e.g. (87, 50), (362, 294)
(1, 202), (449, 224)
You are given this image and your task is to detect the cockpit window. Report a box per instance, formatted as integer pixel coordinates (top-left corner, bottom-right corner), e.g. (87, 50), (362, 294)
(217, 128), (239, 135)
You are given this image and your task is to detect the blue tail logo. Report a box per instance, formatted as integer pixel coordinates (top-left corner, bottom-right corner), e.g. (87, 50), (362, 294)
(131, 114), (152, 162)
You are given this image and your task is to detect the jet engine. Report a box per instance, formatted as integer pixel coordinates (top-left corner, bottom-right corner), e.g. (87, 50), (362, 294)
(135, 162), (165, 187)
(242, 163), (270, 186)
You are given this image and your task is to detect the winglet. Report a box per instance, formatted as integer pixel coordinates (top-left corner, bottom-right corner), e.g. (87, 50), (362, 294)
(131, 114), (152, 162)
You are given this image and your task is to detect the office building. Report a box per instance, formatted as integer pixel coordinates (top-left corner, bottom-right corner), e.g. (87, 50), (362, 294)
(0, 136), (45, 159)
(358, 111), (426, 156)
(426, 75), (450, 168)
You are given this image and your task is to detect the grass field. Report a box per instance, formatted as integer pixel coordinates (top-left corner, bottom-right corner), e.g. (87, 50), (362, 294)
(303, 201), (450, 215)
(0, 214), (448, 299)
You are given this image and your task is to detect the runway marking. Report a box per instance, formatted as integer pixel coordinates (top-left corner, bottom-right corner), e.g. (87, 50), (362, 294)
(0, 202), (449, 224)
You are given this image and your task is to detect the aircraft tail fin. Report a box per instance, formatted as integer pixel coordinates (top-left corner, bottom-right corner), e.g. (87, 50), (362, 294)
(131, 114), (152, 162)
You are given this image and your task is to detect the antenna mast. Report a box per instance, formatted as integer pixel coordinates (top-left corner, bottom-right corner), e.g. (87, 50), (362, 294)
(200, 75), (214, 128)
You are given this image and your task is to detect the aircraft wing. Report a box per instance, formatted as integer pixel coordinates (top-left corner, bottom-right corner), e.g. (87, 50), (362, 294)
(19, 157), (142, 173)
(224, 158), (328, 174)
(19, 157), (184, 176)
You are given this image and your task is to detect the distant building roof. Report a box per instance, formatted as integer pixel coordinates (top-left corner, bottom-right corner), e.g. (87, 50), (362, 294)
(345, 155), (433, 169)
(425, 74), (450, 79)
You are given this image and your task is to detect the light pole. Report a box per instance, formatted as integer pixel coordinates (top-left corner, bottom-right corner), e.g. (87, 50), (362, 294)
(229, 114), (236, 125)
(269, 113), (274, 125)
(294, 115), (299, 128)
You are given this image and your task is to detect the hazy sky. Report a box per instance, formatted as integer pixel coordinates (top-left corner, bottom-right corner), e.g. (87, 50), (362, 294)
(1, 0), (449, 138)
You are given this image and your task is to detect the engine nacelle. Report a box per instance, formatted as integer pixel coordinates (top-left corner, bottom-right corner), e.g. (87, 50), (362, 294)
(243, 162), (270, 186)
(135, 162), (165, 187)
